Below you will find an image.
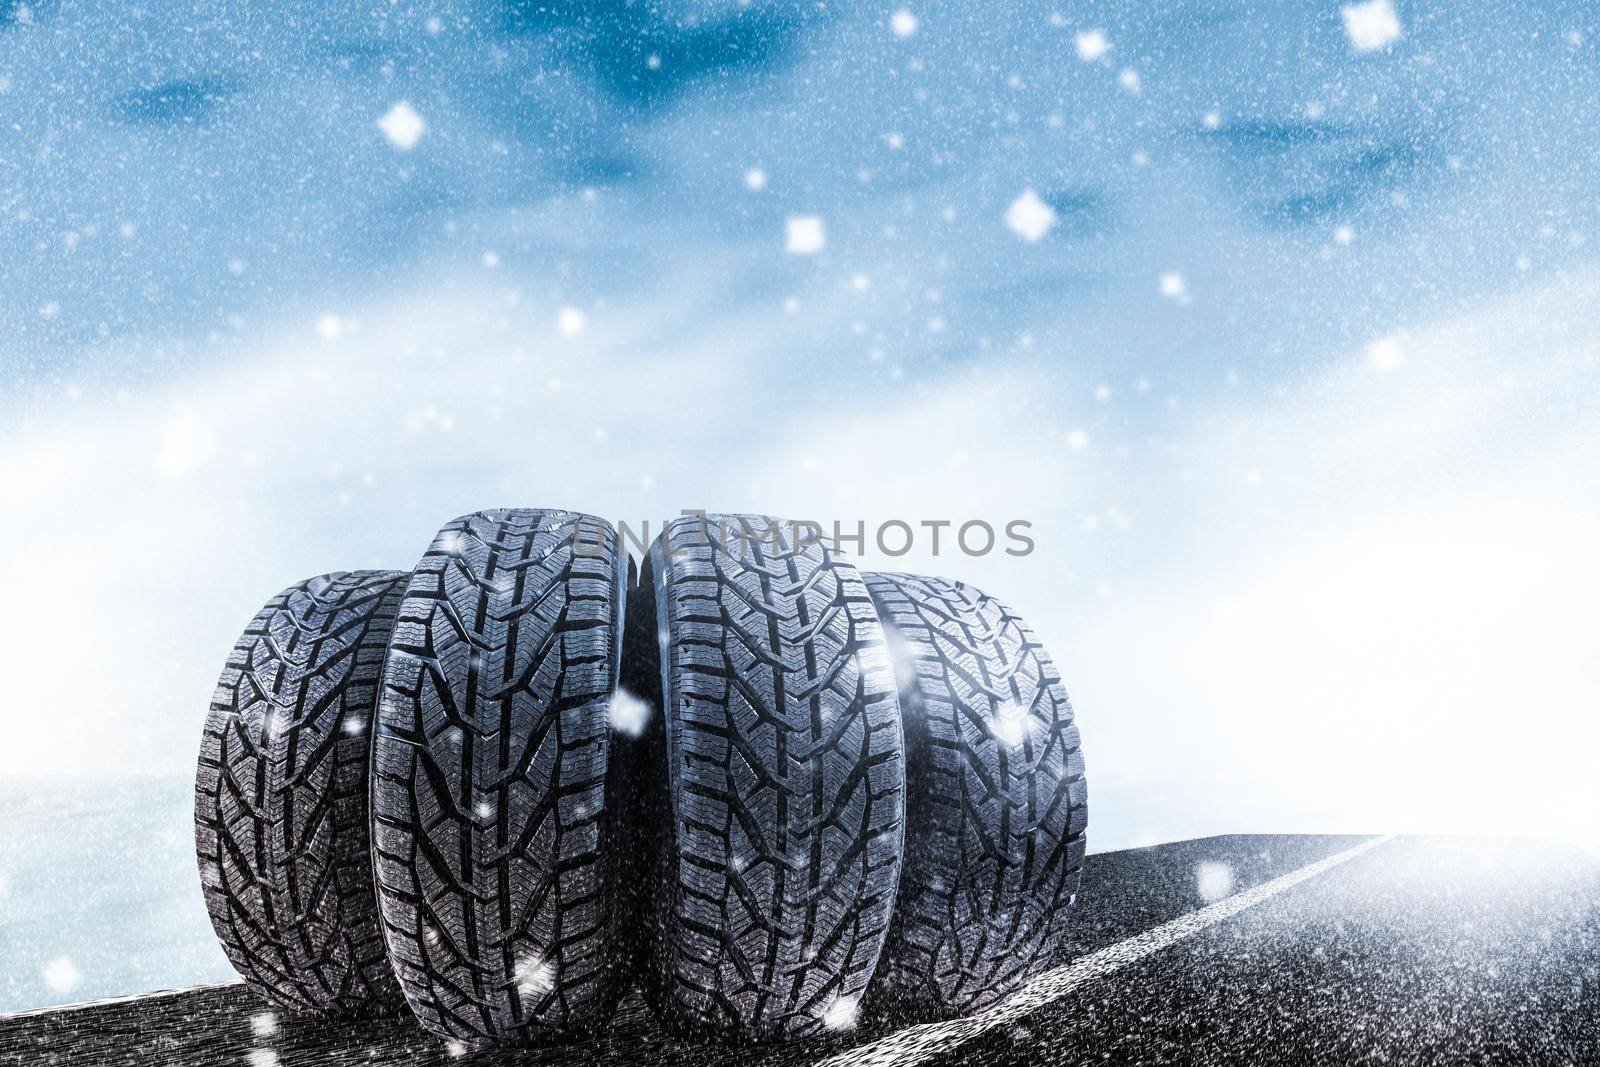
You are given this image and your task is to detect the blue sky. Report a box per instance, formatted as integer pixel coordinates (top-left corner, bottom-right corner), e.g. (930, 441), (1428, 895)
(2, 0), (1598, 844)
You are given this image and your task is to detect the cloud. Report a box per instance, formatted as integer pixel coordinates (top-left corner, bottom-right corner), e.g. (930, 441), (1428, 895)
(741, 267), (1600, 846)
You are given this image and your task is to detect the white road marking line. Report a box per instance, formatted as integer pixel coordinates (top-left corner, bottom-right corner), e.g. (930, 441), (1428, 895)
(0, 980), (243, 1022)
(822, 834), (1397, 1067)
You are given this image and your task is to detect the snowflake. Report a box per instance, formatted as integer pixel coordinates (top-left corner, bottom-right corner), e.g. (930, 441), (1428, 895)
(990, 702), (1030, 747)
(377, 101), (427, 150)
(1342, 0), (1401, 52)
(1004, 189), (1056, 242)
(1196, 861), (1236, 902)
(41, 956), (82, 995)
(607, 689), (652, 738)
(1159, 272), (1189, 303)
(785, 215), (826, 255)
(516, 955), (554, 996)
(744, 167), (768, 191)
(557, 306), (587, 337)
(890, 9), (918, 39)
(1066, 428), (1089, 451)
(1074, 29), (1108, 61)
(1117, 68), (1141, 94)
(315, 312), (346, 341)
(249, 1012), (279, 1038)
(1366, 335), (1405, 372)
(822, 996), (860, 1031)
(248, 1051), (280, 1067)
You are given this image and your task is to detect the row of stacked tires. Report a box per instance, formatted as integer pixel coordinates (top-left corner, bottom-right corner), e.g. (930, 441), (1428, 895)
(193, 509), (1088, 1048)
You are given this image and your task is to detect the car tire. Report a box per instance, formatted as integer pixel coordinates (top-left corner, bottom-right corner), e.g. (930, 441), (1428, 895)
(194, 570), (408, 1016)
(369, 508), (626, 1045)
(862, 571), (1087, 1020)
(625, 514), (905, 1042)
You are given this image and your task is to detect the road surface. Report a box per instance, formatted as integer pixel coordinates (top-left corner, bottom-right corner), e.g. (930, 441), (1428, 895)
(5, 834), (1598, 1065)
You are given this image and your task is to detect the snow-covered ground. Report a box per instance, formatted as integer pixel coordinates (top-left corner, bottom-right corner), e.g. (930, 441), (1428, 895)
(0, 778), (232, 1014)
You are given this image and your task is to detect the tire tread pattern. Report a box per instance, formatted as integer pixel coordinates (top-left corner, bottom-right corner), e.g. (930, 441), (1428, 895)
(647, 515), (906, 1040)
(194, 570), (407, 1016)
(370, 508), (623, 1044)
(863, 571), (1087, 1018)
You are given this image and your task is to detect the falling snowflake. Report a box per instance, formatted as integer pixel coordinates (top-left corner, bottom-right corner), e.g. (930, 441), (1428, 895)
(744, 167), (768, 191)
(41, 955), (82, 995)
(1074, 29), (1109, 61)
(822, 996), (860, 1031)
(247, 1050), (280, 1067)
(608, 689), (652, 737)
(1159, 272), (1189, 303)
(890, 9), (918, 39)
(990, 701), (1030, 747)
(1117, 68), (1141, 94)
(786, 215), (827, 255)
(1004, 189), (1056, 242)
(1196, 861), (1236, 902)
(377, 101), (427, 150)
(249, 1012), (279, 1038)
(1366, 335), (1405, 372)
(315, 312), (347, 341)
(557, 306), (587, 337)
(516, 955), (554, 996)
(1342, 0), (1401, 52)
(1066, 428), (1089, 451)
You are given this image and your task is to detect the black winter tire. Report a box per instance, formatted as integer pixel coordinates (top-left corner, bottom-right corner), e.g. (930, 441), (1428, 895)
(370, 508), (626, 1045)
(862, 572), (1087, 1020)
(624, 514), (906, 1042)
(194, 570), (407, 1016)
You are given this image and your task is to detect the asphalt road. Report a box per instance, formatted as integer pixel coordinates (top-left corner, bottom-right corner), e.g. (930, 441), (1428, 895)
(5, 834), (1597, 1066)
